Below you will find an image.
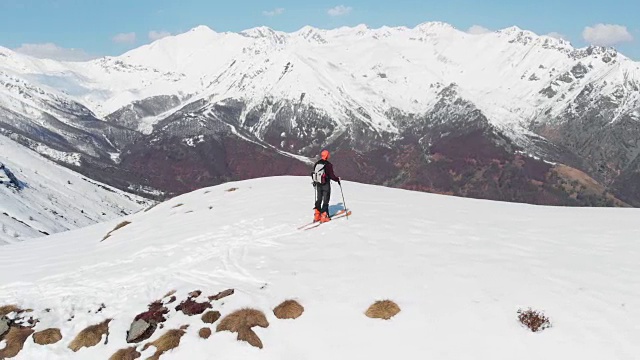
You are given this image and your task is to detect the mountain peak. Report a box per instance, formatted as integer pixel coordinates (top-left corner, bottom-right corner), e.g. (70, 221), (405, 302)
(414, 21), (457, 32)
(240, 26), (278, 37)
(499, 25), (525, 34)
(189, 25), (215, 34)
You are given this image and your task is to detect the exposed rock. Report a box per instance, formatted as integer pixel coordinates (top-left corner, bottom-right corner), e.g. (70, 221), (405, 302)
(0, 316), (10, 338)
(126, 319), (152, 343)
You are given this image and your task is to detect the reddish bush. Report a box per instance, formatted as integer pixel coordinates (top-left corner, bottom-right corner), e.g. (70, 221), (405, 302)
(134, 302), (168, 324)
(517, 308), (551, 332)
(175, 299), (211, 316)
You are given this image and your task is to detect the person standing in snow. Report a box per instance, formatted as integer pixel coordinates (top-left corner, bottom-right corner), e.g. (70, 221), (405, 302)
(311, 149), (341, 222)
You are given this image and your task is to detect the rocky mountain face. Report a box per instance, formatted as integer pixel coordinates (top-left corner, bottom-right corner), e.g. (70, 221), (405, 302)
(0, 23), (639, 206)
(0, 134), (150, 244)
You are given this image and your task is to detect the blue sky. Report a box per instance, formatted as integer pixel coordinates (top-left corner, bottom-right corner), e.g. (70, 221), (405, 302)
(0, 0), (638, 60)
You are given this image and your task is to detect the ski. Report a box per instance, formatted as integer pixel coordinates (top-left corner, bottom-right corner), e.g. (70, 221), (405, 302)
(299, 210), (351, 231)
(297, 209), (349, 229)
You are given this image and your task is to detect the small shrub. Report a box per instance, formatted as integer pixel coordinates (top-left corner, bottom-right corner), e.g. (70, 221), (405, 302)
(68, 319), (111, 352)
(163, 290), (177, 298)
(198, 327), (212, 339)
(188, 290), (202, 298)
(175, 298), (211, 316)
(365, 300), (401, 320)
(95, 303), (106, 313)
(0, 326), (34, 358)
(201, 311), (221, 324)
(109, 346), (141, 360)
(135, 301), (168, 323)
(142, 329), (186, 360)
(273, 300), (304, 319)
(102, 221), (131, 241)
(517, 308), (551, 332)
(33, 328), (63, 345)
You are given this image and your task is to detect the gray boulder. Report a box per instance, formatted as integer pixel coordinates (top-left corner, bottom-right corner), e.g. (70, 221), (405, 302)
(0, 316), (10, 338)
(126, 319), (152, 343)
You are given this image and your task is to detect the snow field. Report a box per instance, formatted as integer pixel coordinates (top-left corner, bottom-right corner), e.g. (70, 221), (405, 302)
(0, 176), (638, 359)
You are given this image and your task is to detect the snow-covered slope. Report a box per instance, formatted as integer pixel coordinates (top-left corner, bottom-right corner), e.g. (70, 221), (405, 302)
(0, 133), (152, 245)
(0, 176), (637, 359)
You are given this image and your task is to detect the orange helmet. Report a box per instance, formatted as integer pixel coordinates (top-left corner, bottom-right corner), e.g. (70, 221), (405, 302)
(320, 149), (330, 160)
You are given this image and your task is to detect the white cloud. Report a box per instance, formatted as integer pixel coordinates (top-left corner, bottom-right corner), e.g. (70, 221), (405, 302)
(263, 7), (284, 16)
(546, 32), (567, 40)
(582, 23), (633, 46)
(467, 25), (490, 34)
(328, 5), (352, 17)
(148, 30), (171, 41)
(13, 43), (96, 61)
(112, 32), (137, 44)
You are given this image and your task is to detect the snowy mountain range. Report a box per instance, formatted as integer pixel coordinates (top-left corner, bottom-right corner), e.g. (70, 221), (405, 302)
(1, 22), (640, 205)
(0, 177), (638, 359)
(0, 133), (151, 244)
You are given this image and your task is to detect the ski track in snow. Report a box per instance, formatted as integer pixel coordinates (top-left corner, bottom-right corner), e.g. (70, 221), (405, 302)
(0, 176), (638, 359)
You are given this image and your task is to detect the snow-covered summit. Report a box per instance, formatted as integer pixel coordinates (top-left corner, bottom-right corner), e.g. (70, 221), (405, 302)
(0, 176), (638, 358)
(2, 21), (638, 125)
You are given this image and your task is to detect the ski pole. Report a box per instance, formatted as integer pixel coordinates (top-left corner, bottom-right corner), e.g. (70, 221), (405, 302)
(339, 181), (348, 220)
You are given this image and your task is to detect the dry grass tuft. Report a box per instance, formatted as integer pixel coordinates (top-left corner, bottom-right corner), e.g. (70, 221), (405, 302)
(0, 326), (35, 358)
(32, 328), (63, 345)
(198, 327), (211, 339)
(201, 311), (221, 324)
(237, 327), (263, 349)
(518, 308), (551, 332)
(216, 308), (269, 333)
(226, 187), (239, 192)
(365, 300), (401, 320)
(188, 290), (202, 298)
(163, 290), (177, 298)
(109, 346), (141, 360)
(179, 324), (189, 331)
(143, 203), (159, 212)
(0, 305), (22, 317)
(172, 203), (183, 208)
(68, 319), (111, 352)
(102, 221), (131, 241)
(216, 308), (268, 349)
(208, 289), (234, 301)
(142, 329), (186, 360)
(273, 300), (304, 320)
